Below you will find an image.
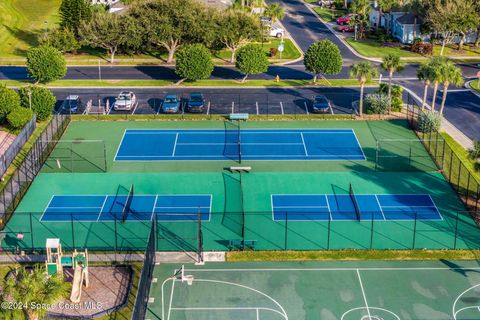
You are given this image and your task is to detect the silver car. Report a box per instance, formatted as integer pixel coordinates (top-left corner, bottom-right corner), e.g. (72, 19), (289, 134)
(113, 91), (137, 111)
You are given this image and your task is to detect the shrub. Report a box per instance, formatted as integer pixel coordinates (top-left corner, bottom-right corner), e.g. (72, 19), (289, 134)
(364, 93), (389, 114)
(411, 43), (433, 55)
(7, 107), (33, 130)
(469, 140), (480, 160)
(377, 83), (403, 112)
(175, 44), (214, 81)
(236, 44), (269, 82)
(39, 28), (80, 53)
(0, 85), (21, 122)
(418, 110), (442, 133)
(412, 37), (423, 45)
(26, 45), (67, 83)
(18, 86), (56, 121)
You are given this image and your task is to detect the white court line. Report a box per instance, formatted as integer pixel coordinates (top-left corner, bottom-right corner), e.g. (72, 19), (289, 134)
(374, 195), (386, 220)
(172, 133), (179, 157)
(356, 269), (372, 320)
(300, 133), (308, 156)
(96, 196), (109, 222)
(351, 130), (367, 160)
(176, 142), (304, 146)
(274, 206), (329, 209)
(150, 195), (159, 221)
(167, 276), (176, 320)
(453, 283), (480, 320)
(325, 195), (333, 221)
(39, 195), (55, 222)
(113, 129), (127, 161)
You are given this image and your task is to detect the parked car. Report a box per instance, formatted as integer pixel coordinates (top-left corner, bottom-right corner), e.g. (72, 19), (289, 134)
(312, 95), (332, 113)
(318, 0), (335, 7)
(186, 93), (205, 113)
(260, 16), (272, 26)
(60, 95), (82, 113)
(337, 25), (355, 33)
(268, 26), (285, 38)
(161, 94), (180, 113)
(336, 14), (353, 25)
(113, 91), (137, 111)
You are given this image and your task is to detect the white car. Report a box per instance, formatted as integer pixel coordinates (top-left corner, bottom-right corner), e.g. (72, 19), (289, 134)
(268, 26), (285, 38)
(113, 91), (137, 111)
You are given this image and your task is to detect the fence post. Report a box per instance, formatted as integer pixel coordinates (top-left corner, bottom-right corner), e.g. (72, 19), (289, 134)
(412, 211), (417, 249)
(70, 213), (75, 250)
(327, 215), (331, 250)
(29, 212), (34, 252)
(370, 215), (374, 249)
(284, 211), (288, 250)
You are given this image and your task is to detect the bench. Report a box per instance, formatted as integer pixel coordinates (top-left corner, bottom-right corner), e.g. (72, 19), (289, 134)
(229, 113), (249, 121)
(228, 239), (256, 250)
(229, 166), (251, 172)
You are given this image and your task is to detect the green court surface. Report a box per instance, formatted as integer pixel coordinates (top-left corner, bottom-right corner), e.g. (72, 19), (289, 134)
(2, 119), (479, 251)
(149, 260), (480, 320)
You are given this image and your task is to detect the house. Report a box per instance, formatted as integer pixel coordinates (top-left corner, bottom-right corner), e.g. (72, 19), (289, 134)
(392, 13), (424, 44)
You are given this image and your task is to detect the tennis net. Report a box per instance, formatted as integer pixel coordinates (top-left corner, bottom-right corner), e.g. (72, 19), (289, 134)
(349, 183), (361, 221)
(122, 184), (134, 222)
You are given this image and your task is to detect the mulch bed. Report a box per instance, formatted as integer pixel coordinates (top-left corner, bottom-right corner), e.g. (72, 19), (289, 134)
(48, 265), (132, 318)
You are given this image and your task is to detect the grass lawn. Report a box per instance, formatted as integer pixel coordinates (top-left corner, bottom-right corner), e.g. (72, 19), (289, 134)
(441, 132), (480, 181)
(471, 80), (480, 92)
(345, 38), (421, 58)
(0, 0), (61, 57)
(227, 249), (480, 261)
(1, 78), (373, 88)
(313, 6), (347, 22)
(433, 44), (480, 57)
(210, 38), (302, 62)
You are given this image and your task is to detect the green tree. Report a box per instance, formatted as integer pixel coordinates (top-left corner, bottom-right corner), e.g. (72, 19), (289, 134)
(381, 53), (403, 113)
(0, 85), (21, 122)
(376, 0), (397, 34)
(39, 28), (80, 53)
(26, 45), (67, 84)
(0, 266), (69, 320)
(78, 12), (131, 63)
(264, 3), (285, 23)
(235, 44), (269, 82)
(175, 44), (214, 81)
(416, 62), (435, 110)
(350, 0), (371, 39)
(426, 57), (445, 111)
(349, 61), (379, 116)
(128, 0), (217, 64)
(7, 107), (33, 130)
(18, 86), (56, 121)
(59, 0), (92, 35)
(438, 60), (464, 115)
(216, 10), (261, 63)
(304, 40), (342, 83)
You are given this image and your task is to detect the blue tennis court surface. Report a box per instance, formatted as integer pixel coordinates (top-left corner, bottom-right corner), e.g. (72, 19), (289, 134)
(41, 194), (211, 222)
(271, 194), (442, 221)
(114, 129), (365, 161)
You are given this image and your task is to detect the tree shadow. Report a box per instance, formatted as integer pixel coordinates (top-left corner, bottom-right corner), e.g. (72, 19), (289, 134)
(3, 24), (43, 56)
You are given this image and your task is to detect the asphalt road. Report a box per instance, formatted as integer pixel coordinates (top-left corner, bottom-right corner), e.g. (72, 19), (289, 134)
(52, 87), (375, 115)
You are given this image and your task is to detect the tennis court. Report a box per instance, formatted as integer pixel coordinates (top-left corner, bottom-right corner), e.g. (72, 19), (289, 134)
(150, 260), (480, 320)
(271, 193), (442, 221)
(41, 194), (212, 222)
(114, 129), (366, 161)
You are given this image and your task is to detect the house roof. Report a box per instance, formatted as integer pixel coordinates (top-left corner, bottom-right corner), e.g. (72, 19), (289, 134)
(396, 13), (424, 25)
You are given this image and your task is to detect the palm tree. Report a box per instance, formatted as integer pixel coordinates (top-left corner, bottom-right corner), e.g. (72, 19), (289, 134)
(428, 57), (445, 112)
(438, 61), (464, 115)
(377, 0), (397, 35)
(349, 61), (379, 116)
(381, 53), (403, 113)
(0, 266), (69, 320)
(416, 62), (434, 110)
(264, 3), (285, 24)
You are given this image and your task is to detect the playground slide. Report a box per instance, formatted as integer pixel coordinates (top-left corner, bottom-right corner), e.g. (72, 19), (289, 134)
(70, 265), (84, 303)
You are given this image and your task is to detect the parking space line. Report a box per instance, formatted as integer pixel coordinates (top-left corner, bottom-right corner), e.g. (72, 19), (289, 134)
(256, 102), (259, 115)
(304, 101), (309, 115)
(206, 101), (210, 115)
(132, 102), (139, 115)
(280, 102), (284, 115)
(231, 101), (234, 114)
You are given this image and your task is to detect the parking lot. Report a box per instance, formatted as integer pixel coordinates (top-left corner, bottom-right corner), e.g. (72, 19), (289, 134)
(52, 87), (374, 116)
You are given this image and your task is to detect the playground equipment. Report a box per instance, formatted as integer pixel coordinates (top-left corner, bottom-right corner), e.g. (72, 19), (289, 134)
(45, 239), (89, 303)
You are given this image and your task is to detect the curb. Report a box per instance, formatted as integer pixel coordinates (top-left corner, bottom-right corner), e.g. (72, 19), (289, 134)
(465, 80), (480, 99)
(303, 3), (381, 63)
